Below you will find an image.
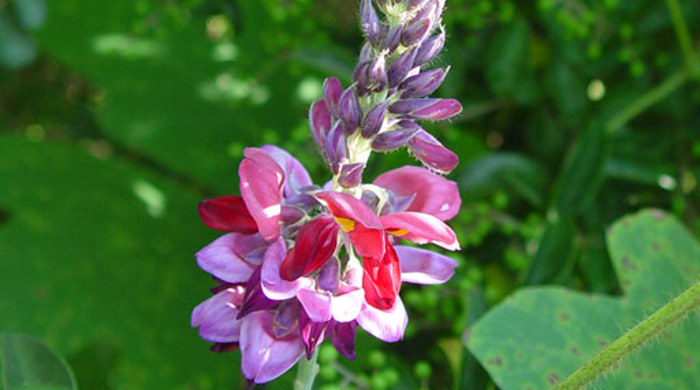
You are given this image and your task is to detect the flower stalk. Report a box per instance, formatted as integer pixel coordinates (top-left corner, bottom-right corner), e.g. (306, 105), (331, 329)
(554, 278), (700, 390)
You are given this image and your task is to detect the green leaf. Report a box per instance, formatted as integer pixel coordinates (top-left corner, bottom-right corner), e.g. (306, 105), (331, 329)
(467, 209), (700, 390)
(486, 18), (537, 103)
(0, 137), (240, 389)
(1, 333), (76, 390)
(460, 153), (548, 207)
(523, 214), (576, 285)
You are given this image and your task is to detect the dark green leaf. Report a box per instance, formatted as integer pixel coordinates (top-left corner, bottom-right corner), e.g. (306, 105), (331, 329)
(523, 214), (575, 285)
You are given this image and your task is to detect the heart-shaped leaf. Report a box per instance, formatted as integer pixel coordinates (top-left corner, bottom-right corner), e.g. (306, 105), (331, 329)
(467, 209), (700, 389)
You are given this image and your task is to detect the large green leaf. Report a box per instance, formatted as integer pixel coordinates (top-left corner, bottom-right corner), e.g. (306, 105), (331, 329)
(467, 209), (700, 389)
(1, 333), (76, 390)
(0, 137), (242, 389)
(34, 0), (320, 193)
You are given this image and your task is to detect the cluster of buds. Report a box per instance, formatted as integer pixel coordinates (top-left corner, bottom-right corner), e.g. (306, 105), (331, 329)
(191, 0), (463, 385)
(311, 0), (461, 188)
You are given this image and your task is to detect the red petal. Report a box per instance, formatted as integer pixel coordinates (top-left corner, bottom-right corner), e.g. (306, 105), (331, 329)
(198, 196), (258, 233)
(280, 216), (339, 281)
(362, 238), (401, 310)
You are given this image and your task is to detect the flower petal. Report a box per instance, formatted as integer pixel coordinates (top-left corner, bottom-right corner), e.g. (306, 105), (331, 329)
(196, 233), (265, 283)
(299, 310), (328, 359)
(239, 147), (285, 241)
(297, 287), (332, 323)
(198, 196), (258, 233)
(261, 145), (313, 196)
(362, 238), (401, 310)
(191, 288), (244, 343)
(280, 215), (339, 281)
(330, 321), (357, 360)
(240, 311), (304, 383)
(356, 296), (408, 342)
(374, 166), (461, 221)
(261, 238), (312, 300)
(330, 288), (364, 322)
(394, 245), (458, 284)
(380, 212), (460, 251)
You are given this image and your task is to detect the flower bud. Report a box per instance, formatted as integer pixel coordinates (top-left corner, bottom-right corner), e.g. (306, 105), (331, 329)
(323, 77), (343, 117)
(401, 1), (437, 46)
(371, 120), (420, 151)
(382, 25), (402, 53)
(361, 0), (382, 47)
(407, 129), (458, 173)
(399, 66), (449, 98)
(338, 87), (361, 134)
(389, 98), (461, 121)
(361, 101), (389, 138)
(338, 162), (366, 188)
(309, 99), (331, 152)
(326, 121), (349, 174)
(407, 0), (430, 12)
(387, 47), (417, 87)
(353, 61), (372, 97)
(413, 27), (445, 67)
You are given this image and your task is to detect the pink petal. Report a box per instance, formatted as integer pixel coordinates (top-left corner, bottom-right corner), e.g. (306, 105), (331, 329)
(380, 212), (460, 251)
(197, 196), (258, 233)
(297, 288), (332, 322)
(394, 245), (458, 284)
(373, 166), (461, 221)
(261, 238), (312, 300)
(240, 311), (304, 383)
(195, 233), (260, 283)
(239, 147), (285, 241)
(330, 289), (364, 322)
(191, 289), (243, 343)
(260, 145), (313, 196)
(356, 296), (408, 342)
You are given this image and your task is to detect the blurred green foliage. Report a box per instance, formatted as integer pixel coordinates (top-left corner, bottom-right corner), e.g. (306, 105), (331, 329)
(0, 0), (698, 389)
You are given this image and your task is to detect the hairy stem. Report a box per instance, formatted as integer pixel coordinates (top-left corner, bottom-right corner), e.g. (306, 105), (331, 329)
(664, 0), (700, 77)
(554, 279), (700, 390)
(606, 70), (688, 133)
(293, 350), (320, 390)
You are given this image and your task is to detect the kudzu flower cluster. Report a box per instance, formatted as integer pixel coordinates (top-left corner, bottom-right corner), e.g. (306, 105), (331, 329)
(191, 0), (462, 384)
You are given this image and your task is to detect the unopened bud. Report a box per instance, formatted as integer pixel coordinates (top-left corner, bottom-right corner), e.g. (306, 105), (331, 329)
(371, 120), (421, 151)
(338, 87), (362, 134)
(387, 47), (417, 87)
(407, 129), (458, 173)
(361, 101), (389, 138)
(382, 25), (402, 53)
(338, 162), (366, 188)
(413, 27), (445, 67)
(389, 98), (461, 121)
(309, 99), (331, 153)
(326, 121), (349, 174)
(323, 77), (343, 117)
(361, 0), (383, 47)
(399, 67), (449, 98)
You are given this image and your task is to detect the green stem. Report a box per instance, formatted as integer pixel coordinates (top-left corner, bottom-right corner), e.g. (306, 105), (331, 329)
(293, 349), (320, 390)
(664, 0), (700, 77)
(554, 279), (700, 390)
(605, 70), (688, 133)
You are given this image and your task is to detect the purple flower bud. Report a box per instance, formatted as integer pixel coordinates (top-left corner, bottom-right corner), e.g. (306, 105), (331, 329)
(413, 27), (445, 67)
(371, 121), (421, 151)
(407, 0), (430, 12)
(338, 87), (361, 134)
(399, 66), (449, 98)
(353, 61), (372, 97)
(389, 98), (462, 121)
(408, 129), (459, 173)
(361, 101), (389, 138)
(382, 25), (402, 53)
(361, 0), (382, 47)
(367, 55), (388, 92)
(309, 99), (331, 152)
(326, 121), (349, 174)
(387, 47), (417, 87)
(359, 42), (374, 63)
(338, 162), (366, 188)
(323, 77), (343, 117)
(401, 1), (437, 46)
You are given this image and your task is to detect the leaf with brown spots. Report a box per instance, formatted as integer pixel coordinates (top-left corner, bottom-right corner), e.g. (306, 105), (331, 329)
(467, 209), (700, 390)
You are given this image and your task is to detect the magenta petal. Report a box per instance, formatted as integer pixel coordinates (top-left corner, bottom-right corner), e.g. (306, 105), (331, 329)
(239, 147), (285, 241)
(356, 296), (408, 342)
(330, 321), (357, 360)
(261, 238), (312, 300)
(381, 212), (460, 251)
(191, 289), (243, 343)
(374, 165), (461, 221)
(197, 196), (258, 233)
(297, 288), (332, 322)
(330, 289), (364, 322)
(394, 245), (458, 284)
(240, 311), (304, 383)
(196, 233), (262, 283)
(260, 145), (313, 196)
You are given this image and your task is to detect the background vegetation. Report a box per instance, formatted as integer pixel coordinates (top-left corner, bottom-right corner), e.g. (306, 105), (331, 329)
(1, 0), (698, 389)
